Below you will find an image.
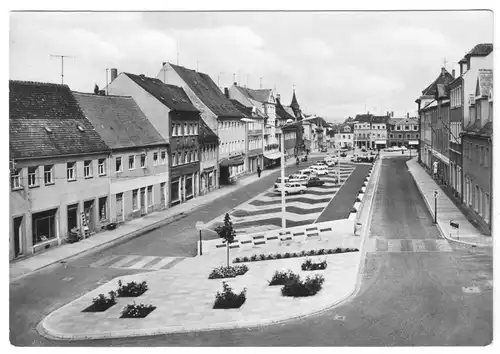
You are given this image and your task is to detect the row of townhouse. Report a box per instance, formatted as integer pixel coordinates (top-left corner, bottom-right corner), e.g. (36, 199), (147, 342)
(9, 63), (316, 261)
(416, 43), (493, 234)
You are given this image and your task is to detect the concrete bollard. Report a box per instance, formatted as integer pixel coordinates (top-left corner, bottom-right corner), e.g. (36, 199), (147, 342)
(354, 222), (362, 236)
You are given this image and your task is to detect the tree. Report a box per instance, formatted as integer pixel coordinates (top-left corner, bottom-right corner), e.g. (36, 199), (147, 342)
(214, 213), (236, 267)
(94, 84), (100, 94)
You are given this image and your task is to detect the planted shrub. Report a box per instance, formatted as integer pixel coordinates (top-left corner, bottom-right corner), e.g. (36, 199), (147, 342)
(284, 252), (291, 259)
(117, 280), (148, 297)
(291, 252), (299, 258)
(250, 254), (258, 262)
(326, 249), (335, 254)
(276, 253), (283, 259)
(301, 258), (328, 271)
(259, 253), (267, 261)
(120, 302), (156, 318)
(213, 281), (247, 309)
(83, 291), (117, 312)
(317, 249), (326, 255)
(234, 257), (241, 263)
(242, 256), (249, 262)
(307, 249), (316, 256)
(232, 248), (359, 264)
(268, 270), (299, 286)
(281, 274), (325, 297)
(356, 197), (361, 202)
(269, 254), (277, 260)
(300, 250), (307, 257)
(209, 265), (249, 279)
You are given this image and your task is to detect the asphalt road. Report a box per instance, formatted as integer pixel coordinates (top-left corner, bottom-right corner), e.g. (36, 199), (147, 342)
(11, 156), (492, 346)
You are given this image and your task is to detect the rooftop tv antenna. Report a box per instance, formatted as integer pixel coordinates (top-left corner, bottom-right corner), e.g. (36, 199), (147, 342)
(50, 54), (74, 85)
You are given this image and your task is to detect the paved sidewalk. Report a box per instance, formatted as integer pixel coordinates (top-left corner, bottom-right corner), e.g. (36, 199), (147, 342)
(10, 159), (300, 283)
(406, 157), (492, 248)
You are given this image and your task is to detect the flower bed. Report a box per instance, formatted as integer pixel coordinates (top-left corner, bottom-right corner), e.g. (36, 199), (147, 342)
(120, 302), (156, 318)
(82, 291), (117, 312)
(116, 280), (148, 297)
(281, 274), (325, 297)
(301, 258), (327, 271)
(213, 281), (247, 309)
(208, 265), (249, 279)
(233, 247), (358, 264)
(268, 270), (299, 286)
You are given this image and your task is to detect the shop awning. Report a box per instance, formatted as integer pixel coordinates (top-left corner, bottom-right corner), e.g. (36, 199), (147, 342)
(264, 151), (281, 160)
(219, 156), (245, 167)
(375, 140), (387, 144)
(409, 140), (419, 145)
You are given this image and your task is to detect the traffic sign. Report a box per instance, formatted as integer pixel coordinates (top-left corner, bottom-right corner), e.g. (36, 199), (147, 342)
(434, 190), (439, 198)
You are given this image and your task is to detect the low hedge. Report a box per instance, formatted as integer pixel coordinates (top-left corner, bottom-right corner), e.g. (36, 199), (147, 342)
(213, 281), (247, 309)
(268, 270), (299, 286)
(233, 247), (359, 264)
(301, 258), (327, 271)
(208, 265), (249, 279)
(281, 274), (325, 297)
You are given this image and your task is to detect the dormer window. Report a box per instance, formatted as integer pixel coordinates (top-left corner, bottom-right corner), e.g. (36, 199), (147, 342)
(77, 125), (85, 132)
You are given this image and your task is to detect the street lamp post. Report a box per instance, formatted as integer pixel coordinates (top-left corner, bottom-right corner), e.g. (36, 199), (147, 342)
(434, 190), (438, 224)
(280, 130), (286, 229)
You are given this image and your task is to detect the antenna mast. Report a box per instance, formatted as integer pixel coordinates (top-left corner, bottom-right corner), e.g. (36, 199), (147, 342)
(50, 54), (74, 84)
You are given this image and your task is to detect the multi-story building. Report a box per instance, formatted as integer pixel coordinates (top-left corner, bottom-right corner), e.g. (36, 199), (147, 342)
(387, 116), (420, 148)
(353, 114), (389, 149)
(198, 119), (219, 195)
(229, 98), (266, 173)
(461, 68), (493, 233)
(448, 43), (493, 200)
(275, 94), (298, 159)
(416, 68), (455, 170)
(334, 124), (354, 148)
(74, 92), (169, 222)
(227, 84), (281, 167)
(106, 71), (202, 206)
(157, 64), (245, 184)
(9, 81), (110, 260)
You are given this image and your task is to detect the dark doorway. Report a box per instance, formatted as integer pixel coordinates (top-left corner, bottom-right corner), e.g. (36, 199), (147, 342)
(67, 204), (78, 232)
(13, 216), (23, 257)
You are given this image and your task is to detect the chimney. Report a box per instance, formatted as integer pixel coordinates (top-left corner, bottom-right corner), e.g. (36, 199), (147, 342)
(233, 82), (237, 86)
(276, 93), (281, 105)
(391, 111), (394, 117)
(224, 87), (229, 98)
(140, 74), (145, 77)
(110, 68), (118, 83)
(407, 112), (409, 118)
(162, 62), (166, 67)
(441, 67), (446, 76)
(452, 69), (455, 78)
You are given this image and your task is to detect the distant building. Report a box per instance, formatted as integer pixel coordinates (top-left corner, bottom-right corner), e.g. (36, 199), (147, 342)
(353, 113), (389, 149)
(387, 116), (420, 148)
(334, 125), (354, 148)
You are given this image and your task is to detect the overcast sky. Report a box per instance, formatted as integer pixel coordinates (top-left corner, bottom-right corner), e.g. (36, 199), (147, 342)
(9, 11), (492, 122)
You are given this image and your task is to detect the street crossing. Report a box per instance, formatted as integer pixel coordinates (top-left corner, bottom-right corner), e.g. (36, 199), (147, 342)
(89, 254), (182, 270)
(366, 238), (454, 253)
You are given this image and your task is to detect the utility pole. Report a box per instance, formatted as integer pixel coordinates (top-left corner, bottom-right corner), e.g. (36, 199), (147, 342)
(50, 54), (74, 84)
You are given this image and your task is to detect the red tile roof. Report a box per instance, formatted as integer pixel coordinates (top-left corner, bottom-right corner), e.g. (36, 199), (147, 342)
(73, 92), (166, 150)
(169, 64), (244, 118)
(124, 73), (199, 112)
(9, 81), (110, 160)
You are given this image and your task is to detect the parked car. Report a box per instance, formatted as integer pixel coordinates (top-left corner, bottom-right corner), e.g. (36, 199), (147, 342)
(298, 169), (318, 177)
(313, 161), (327, 167)
(306, 176), (325, 187)
(310, 165), (329, 176)
(324, 159), (337, 167)
(400, 146), (408, 151)
(340, 152), (347, 157)
(392, 146), (402, 151)
(274, 182), (307, 195)
(361, 147), (367, 152)
(288, 174), (309, 185)
(384, 147), (395, 152)
(274, 177), (290, 189)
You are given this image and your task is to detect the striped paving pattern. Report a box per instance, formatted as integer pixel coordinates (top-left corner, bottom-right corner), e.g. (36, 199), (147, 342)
(366, 238), (454, 253)
(223, 164), (356, 232)
(89, 254), (182, 270)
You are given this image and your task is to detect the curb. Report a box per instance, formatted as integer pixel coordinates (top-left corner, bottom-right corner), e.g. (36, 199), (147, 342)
(406, 160), (490, 248)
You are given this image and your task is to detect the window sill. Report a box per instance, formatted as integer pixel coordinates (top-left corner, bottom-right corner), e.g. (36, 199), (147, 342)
(141, 166), (147, 169)
(28, 184), (40, 189)
(68, 179), (77, 183)
(99, 173), (107, 177)
(45, 182), (55, 186)
(84, 176), (93, 179)
(11, 186), (23, 191)
(129, 168), (136, 171)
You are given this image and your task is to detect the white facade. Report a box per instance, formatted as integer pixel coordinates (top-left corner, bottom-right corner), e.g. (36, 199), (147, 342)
(335, 133), (354, 148)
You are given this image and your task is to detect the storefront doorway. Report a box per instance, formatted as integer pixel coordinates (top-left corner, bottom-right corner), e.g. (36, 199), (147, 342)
(83, 200), (95, 234)
(13, 216), (23, 257)
(140, 187), (146, 214)
(67, 204), (78, 232)
(115, 193), (124, 222)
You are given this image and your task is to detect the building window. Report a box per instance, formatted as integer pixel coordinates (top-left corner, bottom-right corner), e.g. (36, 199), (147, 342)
(416, 134), (419, 139)
(406, 134), (410, 139)
(480, 146), (484, 165)
(172, 153), (176, 166)
(194, 124), (198, 135)
(396, 126), (401, 131)
(132, 189), (139, 211)
(67, 162), (76, 181)
(195, 150), (198, 161)
(153, 152), (159, 166)
(172, 123), (177, 136)
(398, 134), (402, 139)
(44, 165), (53, 185)
(129, 155), (136, 170)
(99, 197), (108, 221)
(84, 160), (93, 178)
(147, 185), (153, 206)
(98, 159), (106, 176)
(185, 151), (189, 164)
(189, 124), (193, 135)
(11, 168), (21, 189)
(28, 166), (38, 187)
(485, 148), (489, 167)
(116, 157), (122, 173)
(161, 150), (167, 164)
(140, 154), (146, 168)
(184, 123), (188, 136)
(389, 134), (393, 139)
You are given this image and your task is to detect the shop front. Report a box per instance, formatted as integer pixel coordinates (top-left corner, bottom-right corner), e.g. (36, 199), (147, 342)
(32, 208), (59, 253)
(170, 163), (200, 206)
(219, 154), (245, 184)
(375, 140), (387, 149)
(200, 165), (216, 195)
(263, 150), (281, 169)
(247, 148), (262, 173)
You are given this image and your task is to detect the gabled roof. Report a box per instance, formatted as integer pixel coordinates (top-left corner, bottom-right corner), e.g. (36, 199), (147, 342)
(465, 43), (493, 58)
(9, 80), (110, 160)
(169, 63), (244, 118)
(354, 114), (373, 123)
(73, 92), (166, 150)
(476, 69), (493, 98)
(387, 117), (418, 126)
(421, 68), (455, 96)
(234, 86), (273, 103)
(198, 118), (219, 144)
(275, 97), (296, 121)
(229, 99), (265, 119)
(123, 73), (198, 112)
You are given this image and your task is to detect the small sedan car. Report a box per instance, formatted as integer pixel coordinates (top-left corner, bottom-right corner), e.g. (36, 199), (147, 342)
(384, 147), (395, 152)
(306, 176), (325, 187)
(288, 174), (309, 185)
(340, 152), (347, 157)
(310, 165), (329, 175)
(274, 177), (290, 189)
(274, 182), (307, 195)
